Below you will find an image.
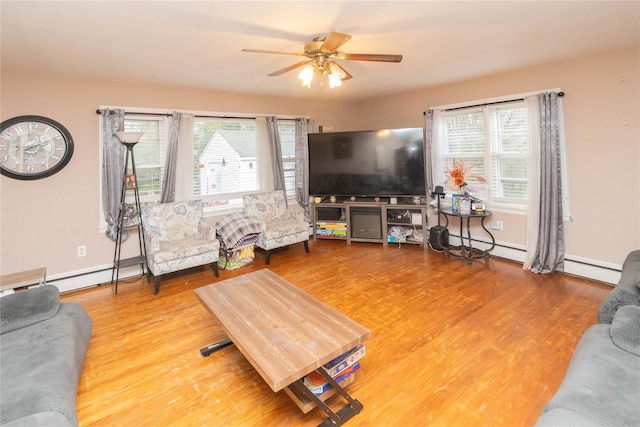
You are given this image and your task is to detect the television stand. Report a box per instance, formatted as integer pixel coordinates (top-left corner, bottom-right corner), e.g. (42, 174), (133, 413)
(312, 200), (428, 247)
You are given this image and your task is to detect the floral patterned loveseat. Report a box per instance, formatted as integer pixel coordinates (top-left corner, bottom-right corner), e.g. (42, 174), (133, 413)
(142, 200), (219, 295)
(242, 191), (310, 264)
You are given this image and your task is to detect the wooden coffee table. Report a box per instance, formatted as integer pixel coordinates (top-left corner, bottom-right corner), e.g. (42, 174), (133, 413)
(195, 269), (371, 426)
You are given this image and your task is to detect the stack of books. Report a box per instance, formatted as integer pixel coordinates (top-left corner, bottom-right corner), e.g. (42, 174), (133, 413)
(302, 344), (365, 396)
(316, 221), (347, 239)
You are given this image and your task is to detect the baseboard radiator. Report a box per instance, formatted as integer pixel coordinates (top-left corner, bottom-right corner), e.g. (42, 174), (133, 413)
(46, 232), (621, 294)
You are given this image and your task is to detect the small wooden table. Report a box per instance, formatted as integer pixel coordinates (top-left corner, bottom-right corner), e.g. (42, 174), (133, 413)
(0, 267), (47, 292)
(195, 269), (371, 426)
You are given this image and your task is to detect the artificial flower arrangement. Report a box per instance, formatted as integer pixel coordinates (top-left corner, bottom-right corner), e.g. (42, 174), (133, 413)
(447, 158), (486, 193)
(446, 159), (486, 214)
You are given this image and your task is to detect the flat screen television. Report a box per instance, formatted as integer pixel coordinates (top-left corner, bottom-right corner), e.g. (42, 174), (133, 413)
(308, 127), (426, 197)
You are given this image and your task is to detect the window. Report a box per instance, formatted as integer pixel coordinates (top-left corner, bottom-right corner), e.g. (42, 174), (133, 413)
(104, 110), (301, 221)
(489, 105), (529, 201)
(123, 115), (165, 203)
(192, 118), (259, 211)
(277, 121), (296, 198)
(442, 101), (529, 209)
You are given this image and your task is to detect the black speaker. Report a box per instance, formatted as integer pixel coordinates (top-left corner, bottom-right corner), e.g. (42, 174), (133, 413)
(429, 226), (449, 251)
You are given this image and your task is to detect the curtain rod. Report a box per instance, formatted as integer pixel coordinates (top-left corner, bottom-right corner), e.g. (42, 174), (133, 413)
(423, 91), (565, 115)
(96, 110), (264, 120)
(95, 109), (303, 121)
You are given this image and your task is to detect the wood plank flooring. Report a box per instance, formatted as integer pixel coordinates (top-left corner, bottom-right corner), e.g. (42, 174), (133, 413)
(62, 240), (611, 426)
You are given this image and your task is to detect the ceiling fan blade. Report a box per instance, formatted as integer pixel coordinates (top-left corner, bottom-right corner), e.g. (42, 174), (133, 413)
(268, 60), (312, 76)
(321, 31), (352, 52)
(341, 53), (403, 63)
(331, 62), (353, 81)
(242, 48), (305, 56)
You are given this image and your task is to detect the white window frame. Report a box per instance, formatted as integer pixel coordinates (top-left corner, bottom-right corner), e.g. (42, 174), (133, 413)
(98, 107), (307, 229)
(192, 117), (261, 214)
(431, 90), (570, 217)
(440, 103), (529, 212)
(123, 114), (169, 205)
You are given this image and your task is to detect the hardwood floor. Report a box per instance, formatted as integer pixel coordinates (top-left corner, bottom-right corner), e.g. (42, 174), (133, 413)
(62, 240), (611, 426)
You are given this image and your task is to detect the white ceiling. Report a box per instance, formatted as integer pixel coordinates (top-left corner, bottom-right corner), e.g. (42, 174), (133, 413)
(2, 1), (639, 102)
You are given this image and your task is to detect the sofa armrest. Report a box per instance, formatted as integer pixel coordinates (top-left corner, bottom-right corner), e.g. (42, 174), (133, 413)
(0, 285), (60, 334)
(597, 250), (640, 324)
(200, 221), (216, 240)
(145, 235), (161, 252)
(619, 250), (640, 290)
(610, 305), (640, 356)
(597, 287), (640, 324)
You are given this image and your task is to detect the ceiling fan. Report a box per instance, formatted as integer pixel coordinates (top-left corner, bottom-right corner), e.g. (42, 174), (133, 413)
(242, 31), (402, 88)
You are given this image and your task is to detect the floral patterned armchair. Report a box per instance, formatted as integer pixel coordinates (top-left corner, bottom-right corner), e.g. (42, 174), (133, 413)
(141, 200), (219, 295)
(242, 191), (310, 264)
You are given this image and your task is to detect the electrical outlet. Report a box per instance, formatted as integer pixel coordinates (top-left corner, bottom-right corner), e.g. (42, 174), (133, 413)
(492, 221), (504, 231)
(77, 245), (87, 257)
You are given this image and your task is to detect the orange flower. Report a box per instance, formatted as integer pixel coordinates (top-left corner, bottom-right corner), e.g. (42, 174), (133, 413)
(446, 158), (486, 191)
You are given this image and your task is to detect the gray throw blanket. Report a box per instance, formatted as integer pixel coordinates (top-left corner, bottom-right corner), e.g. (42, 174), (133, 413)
(216, 212), (262, 248)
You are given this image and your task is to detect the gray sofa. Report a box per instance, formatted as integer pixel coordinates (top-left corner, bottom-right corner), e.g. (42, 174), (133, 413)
(536, 250), (640, 426)
(0, 285), (92, 427)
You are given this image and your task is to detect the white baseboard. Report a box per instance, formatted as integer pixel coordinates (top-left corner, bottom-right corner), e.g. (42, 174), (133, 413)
(47, 239), (622, 294)
(47, 264), (146, 294)
(564, 256), (621, 285)
(444, 234), (621, 285)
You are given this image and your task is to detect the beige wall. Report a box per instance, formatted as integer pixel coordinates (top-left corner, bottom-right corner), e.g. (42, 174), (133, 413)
(354, 47), (640, 267)
(1, 47), (638, 288)
(0, 73), (356, 283)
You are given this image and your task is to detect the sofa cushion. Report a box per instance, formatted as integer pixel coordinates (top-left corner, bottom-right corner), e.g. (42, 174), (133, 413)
(0, 285), (60, 335)
(610, 305), (640, 356)
(143, 200), (203, 241)
(0, 303), (92, 426)
(538, 324), (640, 426)
(0, 411), (73, 427)
(154, 238), (219, 263)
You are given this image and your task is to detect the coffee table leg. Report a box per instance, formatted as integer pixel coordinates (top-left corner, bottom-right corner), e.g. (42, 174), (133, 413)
(200, 338), (233, 357)
(288, 369), (363, 427)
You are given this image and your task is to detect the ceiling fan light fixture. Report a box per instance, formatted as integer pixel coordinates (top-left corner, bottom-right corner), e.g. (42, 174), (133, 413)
(328, 74), (342, 89)
(328, 72), (343, 89)
(243, 31), (401, 90)
(328, 62), (346, 89)
(298, 64), (314, 88)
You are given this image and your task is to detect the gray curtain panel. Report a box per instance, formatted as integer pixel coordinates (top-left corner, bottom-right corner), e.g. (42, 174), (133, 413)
(101, 108), (126, 241)
(424, 110), (435, 194)
(530, 92), (565, 273)
(294, 117), (312, 223)
(160, 111), (181, 203)
(266, 116), (287, 203)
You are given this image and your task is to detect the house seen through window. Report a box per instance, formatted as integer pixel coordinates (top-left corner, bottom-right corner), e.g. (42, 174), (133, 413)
(193, 119), (258, 211)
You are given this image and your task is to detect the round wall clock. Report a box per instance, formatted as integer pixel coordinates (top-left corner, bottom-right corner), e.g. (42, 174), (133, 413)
(0, 115), (74, 180)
